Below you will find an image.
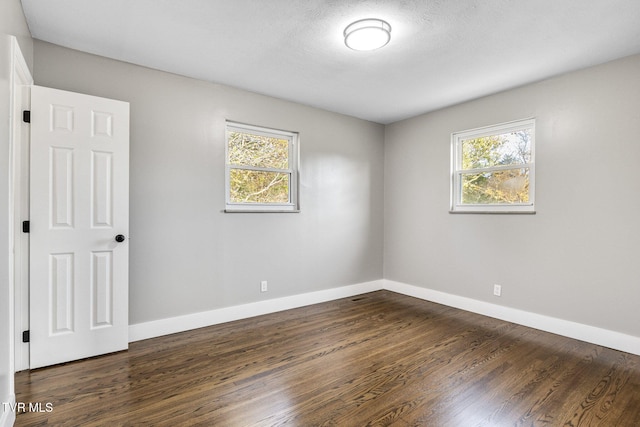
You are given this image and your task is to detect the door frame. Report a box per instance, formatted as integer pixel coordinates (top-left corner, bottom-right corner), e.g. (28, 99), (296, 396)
(10, 36), (33, 372)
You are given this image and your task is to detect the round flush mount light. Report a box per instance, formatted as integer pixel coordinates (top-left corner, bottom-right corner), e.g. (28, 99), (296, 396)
(344, 18), (392, 51)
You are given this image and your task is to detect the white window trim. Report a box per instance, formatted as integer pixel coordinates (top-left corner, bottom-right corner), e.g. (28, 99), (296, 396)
(450, 118), (536, 214)
(225, 121), (300, 213)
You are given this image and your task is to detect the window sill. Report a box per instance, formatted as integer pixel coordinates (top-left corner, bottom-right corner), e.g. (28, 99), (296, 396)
(224, 209), (301, 213)
(449, 210), (536, 215)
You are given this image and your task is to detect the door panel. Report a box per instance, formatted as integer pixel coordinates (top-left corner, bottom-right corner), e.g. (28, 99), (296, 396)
(92, 151), (113, 228)
(91, 250), (113, 328)
(50, 253), (74, 334)
(50, 146), (74, 228)
(30, 86), (129, 369)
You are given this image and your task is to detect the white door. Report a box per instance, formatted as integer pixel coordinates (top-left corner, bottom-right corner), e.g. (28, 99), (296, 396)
(29, 86), (130, 369)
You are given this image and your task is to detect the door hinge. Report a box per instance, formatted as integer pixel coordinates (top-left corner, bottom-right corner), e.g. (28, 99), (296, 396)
(22, 220), (30, 233)
(22, 330), (30, 343)
(23, 110), (31, 123)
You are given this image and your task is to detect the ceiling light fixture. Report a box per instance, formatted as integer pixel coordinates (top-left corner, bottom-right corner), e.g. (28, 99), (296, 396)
(344, 18), (391, 51)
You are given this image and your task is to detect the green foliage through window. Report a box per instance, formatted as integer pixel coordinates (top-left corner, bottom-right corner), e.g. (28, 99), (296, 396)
(452, 119), (535, 213)
(461, 130), (531, 204)
(461, 168), (529, 204)
(225, 122), (299, 211)
(229, 169), (289, 203)
(228, 132), (289, 169)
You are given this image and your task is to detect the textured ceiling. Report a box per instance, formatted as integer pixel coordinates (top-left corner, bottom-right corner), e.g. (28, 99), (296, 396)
(21, 0), (640, 124)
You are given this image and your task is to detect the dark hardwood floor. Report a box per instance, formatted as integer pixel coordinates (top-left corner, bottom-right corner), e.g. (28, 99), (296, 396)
(14, 290), (640, 426)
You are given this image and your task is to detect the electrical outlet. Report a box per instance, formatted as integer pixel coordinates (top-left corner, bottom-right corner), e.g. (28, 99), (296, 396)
(493, 284), (502, 297)
(261, 281), (268, 292)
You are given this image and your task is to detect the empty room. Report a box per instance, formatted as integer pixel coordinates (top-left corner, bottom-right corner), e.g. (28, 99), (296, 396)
(2, 0), (640, 426)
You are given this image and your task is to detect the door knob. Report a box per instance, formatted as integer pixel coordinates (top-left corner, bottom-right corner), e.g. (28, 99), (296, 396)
(115, 234), (126, 243)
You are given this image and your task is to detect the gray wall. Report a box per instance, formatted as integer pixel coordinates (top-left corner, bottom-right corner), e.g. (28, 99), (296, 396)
(0, 0), (32, 421)
(5, 23), (639, 415)
(33, 41), (385, 325)
(385, 54), (640, 336)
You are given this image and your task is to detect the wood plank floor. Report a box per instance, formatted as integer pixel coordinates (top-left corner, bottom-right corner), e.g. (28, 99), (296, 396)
(15, 290), (640, 426)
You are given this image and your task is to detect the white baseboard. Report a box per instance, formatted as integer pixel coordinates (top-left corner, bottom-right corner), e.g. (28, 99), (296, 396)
(0, 394), (16, 427)
(129, 280), (384, 342)
(383, 279), (640, 356)
(128, 278), (640, 357)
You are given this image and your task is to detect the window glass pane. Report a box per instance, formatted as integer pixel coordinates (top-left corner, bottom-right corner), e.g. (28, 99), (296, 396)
(228, 131), (289, 169)
(461, 168), (529, 204)
(462, 129), (531, 170)
(229, 169), (290, 204)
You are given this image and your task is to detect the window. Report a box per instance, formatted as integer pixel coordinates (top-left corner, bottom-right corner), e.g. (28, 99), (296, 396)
(451, 118), (535, 213)
(225, 121), (299, 212)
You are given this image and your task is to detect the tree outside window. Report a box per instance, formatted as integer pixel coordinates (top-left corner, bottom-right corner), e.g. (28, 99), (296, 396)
(451, 119), (535, 213)
(225, 122), (299, 212)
